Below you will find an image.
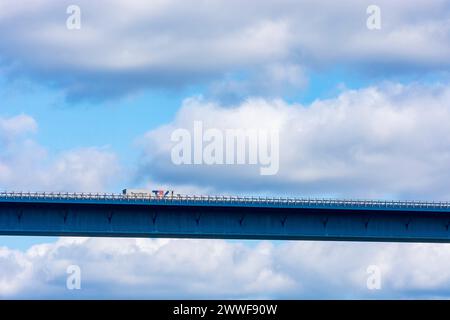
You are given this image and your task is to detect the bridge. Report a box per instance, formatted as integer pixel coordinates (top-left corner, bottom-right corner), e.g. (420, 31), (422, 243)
(1, 192), (450, 242)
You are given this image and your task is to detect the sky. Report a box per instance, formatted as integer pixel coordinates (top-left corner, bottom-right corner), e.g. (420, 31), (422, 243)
(1, 0), (450, 298)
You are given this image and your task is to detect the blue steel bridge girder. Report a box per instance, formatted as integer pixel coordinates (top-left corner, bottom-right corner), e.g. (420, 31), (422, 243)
(0, 193), (450, 242)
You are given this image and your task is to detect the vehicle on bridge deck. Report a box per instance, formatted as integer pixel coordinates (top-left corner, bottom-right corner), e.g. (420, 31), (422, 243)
(122, 189), (152, 197)
(122, 188), (175, 199)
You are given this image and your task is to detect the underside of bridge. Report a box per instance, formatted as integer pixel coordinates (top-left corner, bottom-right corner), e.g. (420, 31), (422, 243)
(1, 200), (450, 242)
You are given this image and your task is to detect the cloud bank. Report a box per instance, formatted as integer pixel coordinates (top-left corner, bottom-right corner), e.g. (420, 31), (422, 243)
(1, 0), (450, 100)
(139, 82), (450, 200)
(2, 237), (450, 299)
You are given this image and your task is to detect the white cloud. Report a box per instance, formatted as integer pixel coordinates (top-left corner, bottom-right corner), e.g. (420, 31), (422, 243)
(1, 0), (449, 100)
(138, 82), (450, 200)
(49, 148), (121, 191)
(0, 114), (37, 138)
(0, 114), (121, 192)
(2, 237), (450, 298)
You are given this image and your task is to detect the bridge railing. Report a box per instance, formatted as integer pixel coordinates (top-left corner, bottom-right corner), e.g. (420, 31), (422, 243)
(1, 191), (450, 210)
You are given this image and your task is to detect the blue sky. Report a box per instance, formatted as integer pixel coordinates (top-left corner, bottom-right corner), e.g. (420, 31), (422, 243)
(2, 0), (450, 298)
(0, 77), (184, 163)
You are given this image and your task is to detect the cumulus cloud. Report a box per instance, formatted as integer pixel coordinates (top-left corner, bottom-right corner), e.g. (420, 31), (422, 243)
(0, 114), (37, 139)
(1, 237), (450, 298)
(137, 82), (450, 200)
(1, 0), (449, 101)
(0, 114), (121, 192)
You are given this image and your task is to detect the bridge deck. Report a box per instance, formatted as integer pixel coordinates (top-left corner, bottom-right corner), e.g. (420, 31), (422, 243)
(1, 192), (450, 212)
(1, 192), (450, 242)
